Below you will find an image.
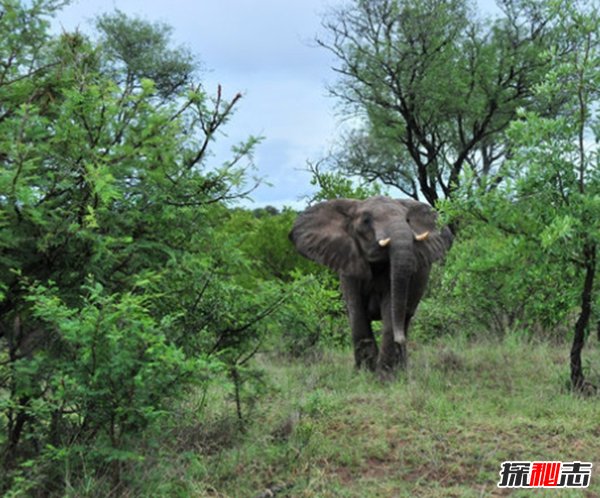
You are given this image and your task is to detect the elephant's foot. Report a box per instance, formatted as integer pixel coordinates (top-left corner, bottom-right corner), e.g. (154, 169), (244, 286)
(354, 338), (378, 372)
(377, 343), (407, 376)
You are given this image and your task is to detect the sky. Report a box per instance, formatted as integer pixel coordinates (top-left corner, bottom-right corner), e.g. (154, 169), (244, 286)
(55, 0), (499, 209)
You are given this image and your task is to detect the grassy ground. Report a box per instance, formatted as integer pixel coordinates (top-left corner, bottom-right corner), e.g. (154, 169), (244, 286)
(138, 335), (600, 497)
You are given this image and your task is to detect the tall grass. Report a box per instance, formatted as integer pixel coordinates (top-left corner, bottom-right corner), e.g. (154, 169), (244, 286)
(70, 334), (600, 497)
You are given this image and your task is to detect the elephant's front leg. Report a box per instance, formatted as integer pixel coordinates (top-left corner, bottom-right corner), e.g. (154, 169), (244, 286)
(341, 277), (378, 371)
(377, 294), (408, 374)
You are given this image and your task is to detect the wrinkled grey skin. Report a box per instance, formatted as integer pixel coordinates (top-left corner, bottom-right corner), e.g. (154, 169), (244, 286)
(289, 196), (452, 373)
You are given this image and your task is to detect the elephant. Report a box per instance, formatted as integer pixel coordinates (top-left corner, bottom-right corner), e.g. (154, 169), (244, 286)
(289, 196), (453, 373)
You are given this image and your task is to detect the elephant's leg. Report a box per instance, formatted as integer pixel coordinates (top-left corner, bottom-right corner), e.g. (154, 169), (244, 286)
(377, 296), (408, 373)
(382, 267), (428, 371)
(351, 316), (378, 371)
(341, 277), (378, 371)
(395, 313), (413, 369)
(378, 337), (406, 373)
(378, 300), (413, 372)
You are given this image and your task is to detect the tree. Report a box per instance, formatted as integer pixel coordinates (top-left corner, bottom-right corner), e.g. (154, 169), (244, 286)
(95, 10), (197, 98)
(449, 0), (599, 391)
(0, 2), (272, 493)
(319, 0), (556, 204)
(304, 159), (384, 204)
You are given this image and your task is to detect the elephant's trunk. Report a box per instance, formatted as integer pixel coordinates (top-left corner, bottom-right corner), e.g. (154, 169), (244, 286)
(390, 244), (416, 345)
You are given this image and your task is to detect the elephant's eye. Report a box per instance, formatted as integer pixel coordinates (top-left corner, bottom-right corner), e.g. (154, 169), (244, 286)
(360, 214), (372, 228)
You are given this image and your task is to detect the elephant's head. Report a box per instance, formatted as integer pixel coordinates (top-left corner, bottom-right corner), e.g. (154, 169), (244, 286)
(289, 196), (452, 345)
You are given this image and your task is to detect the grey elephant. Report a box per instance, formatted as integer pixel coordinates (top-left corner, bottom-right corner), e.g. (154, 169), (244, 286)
(289, 196), (452, 373)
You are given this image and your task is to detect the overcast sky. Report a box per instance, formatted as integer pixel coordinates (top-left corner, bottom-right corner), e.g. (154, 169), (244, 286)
(55, 0), (498, 209)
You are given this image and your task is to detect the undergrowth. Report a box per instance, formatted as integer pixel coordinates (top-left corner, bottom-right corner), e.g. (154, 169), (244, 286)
(92, 334), (600, 497)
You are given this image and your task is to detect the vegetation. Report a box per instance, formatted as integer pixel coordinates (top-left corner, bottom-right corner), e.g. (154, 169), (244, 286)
(24, 336), (597, 497)
(0, 1), (289, 493)
(318, 0), (557, 203)
(203, 337), (600, 497)
(323, 0), (599, 392)
(444, 0), (600, 391)
(0, 0), (598, 495)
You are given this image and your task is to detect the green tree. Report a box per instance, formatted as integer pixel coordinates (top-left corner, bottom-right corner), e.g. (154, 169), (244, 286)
(0, 2), (271, 493)
(306, 159), (384, 203)
(449, 0), (599, 391)
(95, 10), (196, 98)
(319, 0), (555, 203)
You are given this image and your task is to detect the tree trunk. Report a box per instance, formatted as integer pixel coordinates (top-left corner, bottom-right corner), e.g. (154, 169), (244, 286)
(570, 243), (596, 392)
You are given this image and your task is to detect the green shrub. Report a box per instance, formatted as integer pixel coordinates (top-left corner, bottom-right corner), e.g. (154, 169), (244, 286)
(271, 272), (349, 357)
(1, 281), (214, 493)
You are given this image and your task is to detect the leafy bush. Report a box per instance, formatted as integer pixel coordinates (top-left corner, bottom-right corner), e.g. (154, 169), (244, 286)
(271, 272), (349, 357)
(1, 281), (214, 494)
(413, 223), (580, 342)
(213, 207), (351, 358)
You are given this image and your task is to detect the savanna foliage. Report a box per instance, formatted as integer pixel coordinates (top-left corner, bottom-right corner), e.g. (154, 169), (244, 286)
(446, 0), (600, 391)
(0, 1), (339, 494)
(324, 0), (599, 390)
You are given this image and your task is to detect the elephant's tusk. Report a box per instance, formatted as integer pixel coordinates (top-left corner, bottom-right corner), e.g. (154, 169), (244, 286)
(415, 231), (430, 241)
(378, 238), (391, 247)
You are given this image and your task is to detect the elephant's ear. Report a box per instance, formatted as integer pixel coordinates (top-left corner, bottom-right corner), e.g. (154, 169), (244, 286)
(289, 199), (370, 278)
(400, 200), (453, 265)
